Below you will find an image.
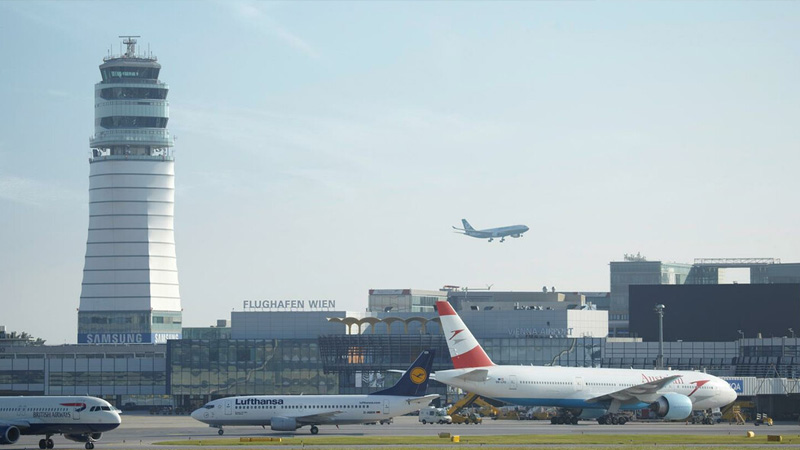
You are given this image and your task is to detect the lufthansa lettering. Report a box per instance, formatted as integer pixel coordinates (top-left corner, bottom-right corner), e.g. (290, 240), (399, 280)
(235, 398), (284, 406)
(242, 299), (336, 311)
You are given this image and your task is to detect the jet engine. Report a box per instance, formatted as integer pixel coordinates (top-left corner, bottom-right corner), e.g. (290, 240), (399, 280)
(64, 432), (102, 443)
(649, 392), (693, 420)
(0, 425), (20, 444)
(270, 417), (299, 431)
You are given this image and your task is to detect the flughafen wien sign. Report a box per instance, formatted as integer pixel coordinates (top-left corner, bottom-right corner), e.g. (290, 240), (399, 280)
(242, 300), (336, 311)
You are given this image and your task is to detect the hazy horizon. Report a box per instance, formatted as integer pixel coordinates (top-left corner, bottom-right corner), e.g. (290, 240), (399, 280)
(1, 1), (798, 344)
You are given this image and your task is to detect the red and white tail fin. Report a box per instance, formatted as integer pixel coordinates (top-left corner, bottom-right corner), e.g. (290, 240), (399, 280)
(436, 300), (494, 369)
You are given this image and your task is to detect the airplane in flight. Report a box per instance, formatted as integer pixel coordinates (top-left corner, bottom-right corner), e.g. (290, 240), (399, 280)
(434, 300), (737, 424)
(0, 395), (121, 449)
(192, 349), (437, 435)
(452, 219), (529, 243)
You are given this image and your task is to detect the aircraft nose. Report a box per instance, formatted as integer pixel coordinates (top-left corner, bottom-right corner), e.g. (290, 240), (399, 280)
(727, 385), (738, 404)
(191, 407), (213, 422)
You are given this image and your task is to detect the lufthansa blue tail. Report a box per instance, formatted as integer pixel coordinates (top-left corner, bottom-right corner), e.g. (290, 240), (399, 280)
(370, 349), (435, 397)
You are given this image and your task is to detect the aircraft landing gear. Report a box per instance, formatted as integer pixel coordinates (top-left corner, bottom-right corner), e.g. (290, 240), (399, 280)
(85, 442), (95, 450)
(488, 238), (493, 242)
(500, 238), (505, 243)
(218, 428), (224, 436)
(39, 435), (55, 449)
(550, 411), (579, 425)
(310, 425), (319, 435)
(597, 413), (628, 425)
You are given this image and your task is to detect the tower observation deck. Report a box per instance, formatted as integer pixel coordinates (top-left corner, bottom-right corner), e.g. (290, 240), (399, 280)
(78, 36), (182, 344)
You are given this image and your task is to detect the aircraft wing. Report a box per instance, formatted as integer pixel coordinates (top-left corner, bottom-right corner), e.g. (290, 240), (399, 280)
(586, 375), (683, 405)
(293, 410), (344, 425)
(405, 394), (439, 406)
(0, 418), (31, 430)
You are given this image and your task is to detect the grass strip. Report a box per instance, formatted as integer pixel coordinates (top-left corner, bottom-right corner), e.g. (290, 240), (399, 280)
(156, 433), (800, 446)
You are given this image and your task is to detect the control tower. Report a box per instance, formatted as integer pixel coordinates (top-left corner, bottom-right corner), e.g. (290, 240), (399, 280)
(78, 37), (182, 344)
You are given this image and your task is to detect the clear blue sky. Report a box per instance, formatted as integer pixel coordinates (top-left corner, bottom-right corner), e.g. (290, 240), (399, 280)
(1, 1), (798, 344)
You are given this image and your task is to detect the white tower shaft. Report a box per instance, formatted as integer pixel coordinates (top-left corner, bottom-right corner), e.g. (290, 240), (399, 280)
(78, 38), (182, 344)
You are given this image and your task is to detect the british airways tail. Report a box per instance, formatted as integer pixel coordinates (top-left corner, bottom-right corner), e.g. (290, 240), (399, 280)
(461, 219), (475, 232)
(371, 349), (435, 396)
(436, 300), (494, 369)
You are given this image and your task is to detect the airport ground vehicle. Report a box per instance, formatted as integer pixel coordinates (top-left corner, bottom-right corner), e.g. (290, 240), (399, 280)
(754, 413), (773, 426)
(722, 401), (754, 423)
(452, 412), (482, 424)
(419, 407), (452, 424)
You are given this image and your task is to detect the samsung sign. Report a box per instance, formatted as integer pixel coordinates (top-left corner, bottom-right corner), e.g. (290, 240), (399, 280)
(242, 300), (336, 311)
(78, 333), (182, 344)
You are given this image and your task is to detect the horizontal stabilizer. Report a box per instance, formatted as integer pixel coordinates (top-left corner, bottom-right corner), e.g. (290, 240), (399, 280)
(453, 369), (490, 382)
(406, 394), (440, 406)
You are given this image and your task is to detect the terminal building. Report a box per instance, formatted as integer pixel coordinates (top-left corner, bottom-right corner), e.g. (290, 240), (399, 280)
(3, 289), (800, 418)
(610, 257), (800, 336)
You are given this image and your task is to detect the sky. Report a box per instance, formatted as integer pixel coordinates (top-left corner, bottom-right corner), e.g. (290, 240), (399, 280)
(1, 1), (798, 345)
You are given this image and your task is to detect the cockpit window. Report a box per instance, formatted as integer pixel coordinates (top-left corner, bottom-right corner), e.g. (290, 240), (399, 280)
(90, 406), (98, 412)
(204, 404), (215, 409)
(101, 406), (111, 411)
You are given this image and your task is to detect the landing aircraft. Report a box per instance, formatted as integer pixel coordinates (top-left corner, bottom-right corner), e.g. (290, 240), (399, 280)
(192, 350), (437, 435)
(0, 396), (121, 449)
(434, 300), (737, 424)
(452, 219), (529, 242)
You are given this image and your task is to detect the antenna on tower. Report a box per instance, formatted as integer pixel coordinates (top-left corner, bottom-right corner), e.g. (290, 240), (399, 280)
(119, 35), (141, 58)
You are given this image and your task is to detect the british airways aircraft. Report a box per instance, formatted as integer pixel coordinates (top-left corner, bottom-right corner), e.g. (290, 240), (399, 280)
(0, 396), (120, 449)
(434, 301), (737, 424)
(452, 219), (529, 243)
(192, 350), (437, 435)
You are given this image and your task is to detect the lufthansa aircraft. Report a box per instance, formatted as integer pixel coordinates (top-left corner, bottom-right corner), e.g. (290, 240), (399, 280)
(192, 350), (437, 435)
(434, 301), (737, 424)
(0, 396), (121, 449)
(452, 219), (529, 243)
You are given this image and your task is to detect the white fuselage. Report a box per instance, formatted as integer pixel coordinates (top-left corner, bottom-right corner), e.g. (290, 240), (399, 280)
(0, 396), (121, 436)
(465, 225), (529, 239)
(435, 365), (736, 411)
(192, 394), (436, 427)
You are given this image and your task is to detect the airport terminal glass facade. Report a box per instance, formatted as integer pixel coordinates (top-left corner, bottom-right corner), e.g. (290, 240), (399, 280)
(168, 339), (339, 408)
(0, 345), (167, 400)
(609, 261), (692, 336)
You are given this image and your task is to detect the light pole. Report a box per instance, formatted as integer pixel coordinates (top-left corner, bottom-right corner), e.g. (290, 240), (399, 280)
(789, 328), (795, 339)
(654, 304), (665, 370)
(737, 329), (745, 339)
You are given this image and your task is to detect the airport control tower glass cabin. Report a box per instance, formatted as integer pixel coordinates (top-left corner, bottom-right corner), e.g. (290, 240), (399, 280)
(78, 37), (182, 344)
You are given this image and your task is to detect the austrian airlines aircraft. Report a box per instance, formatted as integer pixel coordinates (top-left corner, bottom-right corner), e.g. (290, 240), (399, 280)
(192, 350), (437, 435)
(435, 301), (737, 423)
(0, 396), (120, 449)
(452, 219), (529, 243)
